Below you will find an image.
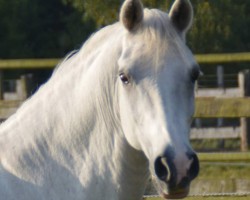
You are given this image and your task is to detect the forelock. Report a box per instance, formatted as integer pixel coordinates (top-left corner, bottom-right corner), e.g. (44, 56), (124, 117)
(142, 9), (179, 42)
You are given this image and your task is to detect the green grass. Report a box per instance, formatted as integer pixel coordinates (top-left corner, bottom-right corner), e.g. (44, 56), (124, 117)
(192, 153), (250, 194)
(192, 139), (241, 152)
(198, 163), (250, 179)
(190, 163), (250, 194)
(145, 153), (250, 198)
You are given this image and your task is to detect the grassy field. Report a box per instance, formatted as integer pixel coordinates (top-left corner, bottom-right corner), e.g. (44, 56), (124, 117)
(145, 152), (250, 199)
(190, 162), (250, 194)
(198, 162), (250, 179)
(192, 139), (241, 152)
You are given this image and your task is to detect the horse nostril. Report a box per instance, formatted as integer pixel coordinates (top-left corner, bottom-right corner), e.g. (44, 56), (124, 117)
(189, 153), (199, 180)
(154, 157), (171, 182)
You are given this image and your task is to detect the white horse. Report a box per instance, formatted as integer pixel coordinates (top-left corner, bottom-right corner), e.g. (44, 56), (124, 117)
(0, 0), (200, 199)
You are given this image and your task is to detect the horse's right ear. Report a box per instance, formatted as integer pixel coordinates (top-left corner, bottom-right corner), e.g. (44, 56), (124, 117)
(169, 0), (193, 38)
(120, 0), (144, 31)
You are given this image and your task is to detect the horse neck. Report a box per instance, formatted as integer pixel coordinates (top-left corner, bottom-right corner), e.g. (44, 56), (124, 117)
(0, 25), (149, 200)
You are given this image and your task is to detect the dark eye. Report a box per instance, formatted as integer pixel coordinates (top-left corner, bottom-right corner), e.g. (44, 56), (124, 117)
(119, 73), (130, 85)
(191, 68), (200, 83)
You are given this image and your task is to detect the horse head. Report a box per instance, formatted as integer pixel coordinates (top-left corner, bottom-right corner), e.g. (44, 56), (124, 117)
(118, 0), (200, 198)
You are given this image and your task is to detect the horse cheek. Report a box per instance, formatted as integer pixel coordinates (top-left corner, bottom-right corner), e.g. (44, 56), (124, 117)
(119, 90), (142, 150)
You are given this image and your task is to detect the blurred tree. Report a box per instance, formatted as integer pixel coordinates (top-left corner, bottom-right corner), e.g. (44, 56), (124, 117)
(68, 0), (250, 53)
(0, 0), (95, 58)
(63, 0), (120, 27)
(143, 0), (171, 10)
(0, 0), (249, 58)
(67, 0), (171, 27)
(188, 0), (250, 53)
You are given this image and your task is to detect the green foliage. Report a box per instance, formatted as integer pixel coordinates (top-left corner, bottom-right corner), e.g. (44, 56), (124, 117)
(188, 0), (250, 53)
(0, 0), (95, 58)
(60, 0), (121, 27)
(69, 0), (171, 27)
(83, 0), (120, 27)
(0, 0), (249, 58)
(143, 0), (170, 8)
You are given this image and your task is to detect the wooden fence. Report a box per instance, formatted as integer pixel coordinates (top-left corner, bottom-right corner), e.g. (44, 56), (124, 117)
(1, 96), (250, 149)
(191, 70), (250, 151)
(0, 53), (250, 151)
(0, 52), (249, 69)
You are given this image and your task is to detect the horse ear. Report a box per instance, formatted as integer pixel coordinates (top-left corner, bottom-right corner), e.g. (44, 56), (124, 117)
(169, 0), (193, 36)
(120, 0), (144, 31)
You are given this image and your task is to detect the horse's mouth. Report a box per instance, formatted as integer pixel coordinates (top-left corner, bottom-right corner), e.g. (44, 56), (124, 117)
(161, 188), (189, 199)
(162, 192), (188, 199)
(152, 175), (190, 199)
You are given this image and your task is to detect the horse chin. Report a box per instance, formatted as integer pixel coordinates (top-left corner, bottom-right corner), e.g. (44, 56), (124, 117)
(161, 189), (189, 199)
(152, 177), (190, 199)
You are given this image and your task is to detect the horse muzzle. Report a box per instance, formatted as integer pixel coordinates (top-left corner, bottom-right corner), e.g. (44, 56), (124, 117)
(152, 151), (199, 199)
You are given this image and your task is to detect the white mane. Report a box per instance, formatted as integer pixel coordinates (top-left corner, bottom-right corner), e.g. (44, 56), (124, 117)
(0, 20), (146, 200)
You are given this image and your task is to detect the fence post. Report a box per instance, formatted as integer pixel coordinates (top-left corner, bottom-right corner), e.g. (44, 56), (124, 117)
(19, 74), (34, 101)
(217, 66), (224, 148)
(239, 70), (250, 151)
(24, 74), (33, 98)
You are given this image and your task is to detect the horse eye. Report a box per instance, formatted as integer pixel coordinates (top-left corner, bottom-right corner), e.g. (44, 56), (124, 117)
(191, 68), (200, 83)
(119, 73), (130, 85)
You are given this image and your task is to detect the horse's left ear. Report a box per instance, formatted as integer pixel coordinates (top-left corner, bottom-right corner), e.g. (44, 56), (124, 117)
(169, 0), (193, 38)
(120, 0), (144, 31)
